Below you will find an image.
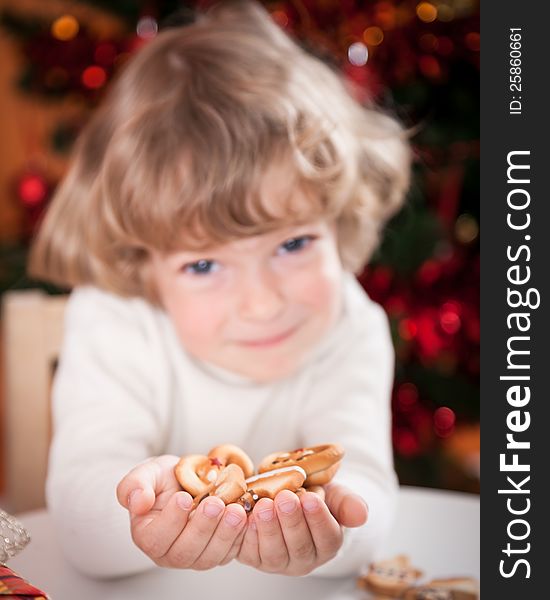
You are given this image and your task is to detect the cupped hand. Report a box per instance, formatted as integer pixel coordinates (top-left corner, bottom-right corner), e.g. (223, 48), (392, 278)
(237, 483), (368, 576)
(116, 455), (247, 569)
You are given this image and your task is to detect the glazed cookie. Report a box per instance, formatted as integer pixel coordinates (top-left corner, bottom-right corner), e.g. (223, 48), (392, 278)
(240, 465), (307, 511)
(258, 444), (344, 486)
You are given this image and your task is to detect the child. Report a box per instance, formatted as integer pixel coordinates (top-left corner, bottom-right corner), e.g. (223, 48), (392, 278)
(29, 0), (410, 580)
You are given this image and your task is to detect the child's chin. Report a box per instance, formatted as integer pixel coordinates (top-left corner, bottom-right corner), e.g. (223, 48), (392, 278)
(242, 358), (305, 383)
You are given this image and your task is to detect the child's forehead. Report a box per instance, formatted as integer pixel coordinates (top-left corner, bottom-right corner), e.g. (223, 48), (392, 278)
(156, 163), (330, 254)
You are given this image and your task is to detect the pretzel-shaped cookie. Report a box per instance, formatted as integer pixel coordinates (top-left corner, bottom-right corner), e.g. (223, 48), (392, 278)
(174, 444), (254, 498)
(258, 443), (344, 486)
(193, 464), (248, 507)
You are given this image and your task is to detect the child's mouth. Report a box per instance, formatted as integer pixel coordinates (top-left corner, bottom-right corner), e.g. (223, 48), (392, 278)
(236, 325), (299, 348)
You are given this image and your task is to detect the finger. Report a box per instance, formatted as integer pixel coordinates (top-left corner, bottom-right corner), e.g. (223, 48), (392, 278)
(131, 491), (193, 559)
(300, 491), (343, 562)
(296, 486), (326, 502)
(324, 484), (369, 528)
(220, 522), (247, 565)
(274, 490), (315, 574)
(254, 498), (289, 572)
(117, 463), (157, 514)
(194, 503), (247, 569)
(162, 497), (225, 568)
(116, 455), (180, 514)
(238, 515), (261, 568)
(307, 485), (326, 501)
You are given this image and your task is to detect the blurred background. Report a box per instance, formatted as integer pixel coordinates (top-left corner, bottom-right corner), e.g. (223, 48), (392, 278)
(0, 0), (479, 496)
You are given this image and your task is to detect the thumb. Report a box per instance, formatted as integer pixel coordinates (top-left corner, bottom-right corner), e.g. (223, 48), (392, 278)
(116, 458), (166, 515)
(324, 484), (369, 528)
(127, 487), (156, 516)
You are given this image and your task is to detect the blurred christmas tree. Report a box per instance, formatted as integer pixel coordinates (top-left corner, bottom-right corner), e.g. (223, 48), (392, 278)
(0, 0), (479, 492)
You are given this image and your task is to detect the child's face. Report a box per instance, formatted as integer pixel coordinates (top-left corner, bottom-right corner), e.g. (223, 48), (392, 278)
(150, 219), (344, 382)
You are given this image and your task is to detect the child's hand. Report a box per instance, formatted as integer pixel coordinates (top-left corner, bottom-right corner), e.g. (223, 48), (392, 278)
(237, 483), (368, 576)
(116, 455), (247, 570)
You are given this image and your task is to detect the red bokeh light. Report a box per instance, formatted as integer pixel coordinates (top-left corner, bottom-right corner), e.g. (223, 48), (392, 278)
(419, 55), (441, 79)
(399, 318), (418, 340)
(17, 174), (48, 207)
(81, 65), (107, 89)
(434, 406), (456, 437)
(397, 383), (419, 411)
(394, 428), (421, 457)
(439, 301), (462, 334)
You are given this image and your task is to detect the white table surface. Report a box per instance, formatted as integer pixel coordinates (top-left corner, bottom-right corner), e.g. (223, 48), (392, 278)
(8, 486), (479, 600)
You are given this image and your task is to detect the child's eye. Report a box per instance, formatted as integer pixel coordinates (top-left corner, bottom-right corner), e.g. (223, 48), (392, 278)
(277, 235), (315, 255)
(182, 259), (219, 275)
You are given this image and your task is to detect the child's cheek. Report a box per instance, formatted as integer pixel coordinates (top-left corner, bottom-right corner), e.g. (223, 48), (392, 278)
(168, 295), (226, 358)
(290, 253), (343, 313)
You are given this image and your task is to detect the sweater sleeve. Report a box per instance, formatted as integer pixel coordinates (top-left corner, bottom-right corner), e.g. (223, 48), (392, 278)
(46, 287), (167, 578)
(300, 295), (398, 577)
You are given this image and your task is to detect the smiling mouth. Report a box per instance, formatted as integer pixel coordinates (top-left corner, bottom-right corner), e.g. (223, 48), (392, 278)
(237, 325), (299, 348)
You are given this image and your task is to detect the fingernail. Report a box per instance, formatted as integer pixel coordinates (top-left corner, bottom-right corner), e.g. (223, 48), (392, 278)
(257, 507), (274, 522)
(224, 510), (244, 527)
(128, 489), (143, 511)
(177, 493), (193, 511)
(303, 495), (320, 513)
(277, 499), (297, 515)
(203, 500), (224, 518)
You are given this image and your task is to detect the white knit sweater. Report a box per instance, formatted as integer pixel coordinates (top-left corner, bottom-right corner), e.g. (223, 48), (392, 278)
(46, 273), (398, 579)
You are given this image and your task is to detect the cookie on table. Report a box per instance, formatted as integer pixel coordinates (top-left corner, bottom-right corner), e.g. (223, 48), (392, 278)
(402, 577), (479, 600)
(357, 555), (423, 598)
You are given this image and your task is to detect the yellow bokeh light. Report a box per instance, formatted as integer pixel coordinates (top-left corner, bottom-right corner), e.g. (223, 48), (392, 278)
(416, 2), (438, 23)
(455, 214), (479, 244)
(363, 26), (384, 46)
(51, 15), (79, 41)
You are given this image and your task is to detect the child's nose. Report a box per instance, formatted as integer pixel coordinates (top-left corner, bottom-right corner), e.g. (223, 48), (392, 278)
(237, 270), (284, 322)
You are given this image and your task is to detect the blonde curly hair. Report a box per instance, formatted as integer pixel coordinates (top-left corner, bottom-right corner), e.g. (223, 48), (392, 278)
(29, 0), (411, 301)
